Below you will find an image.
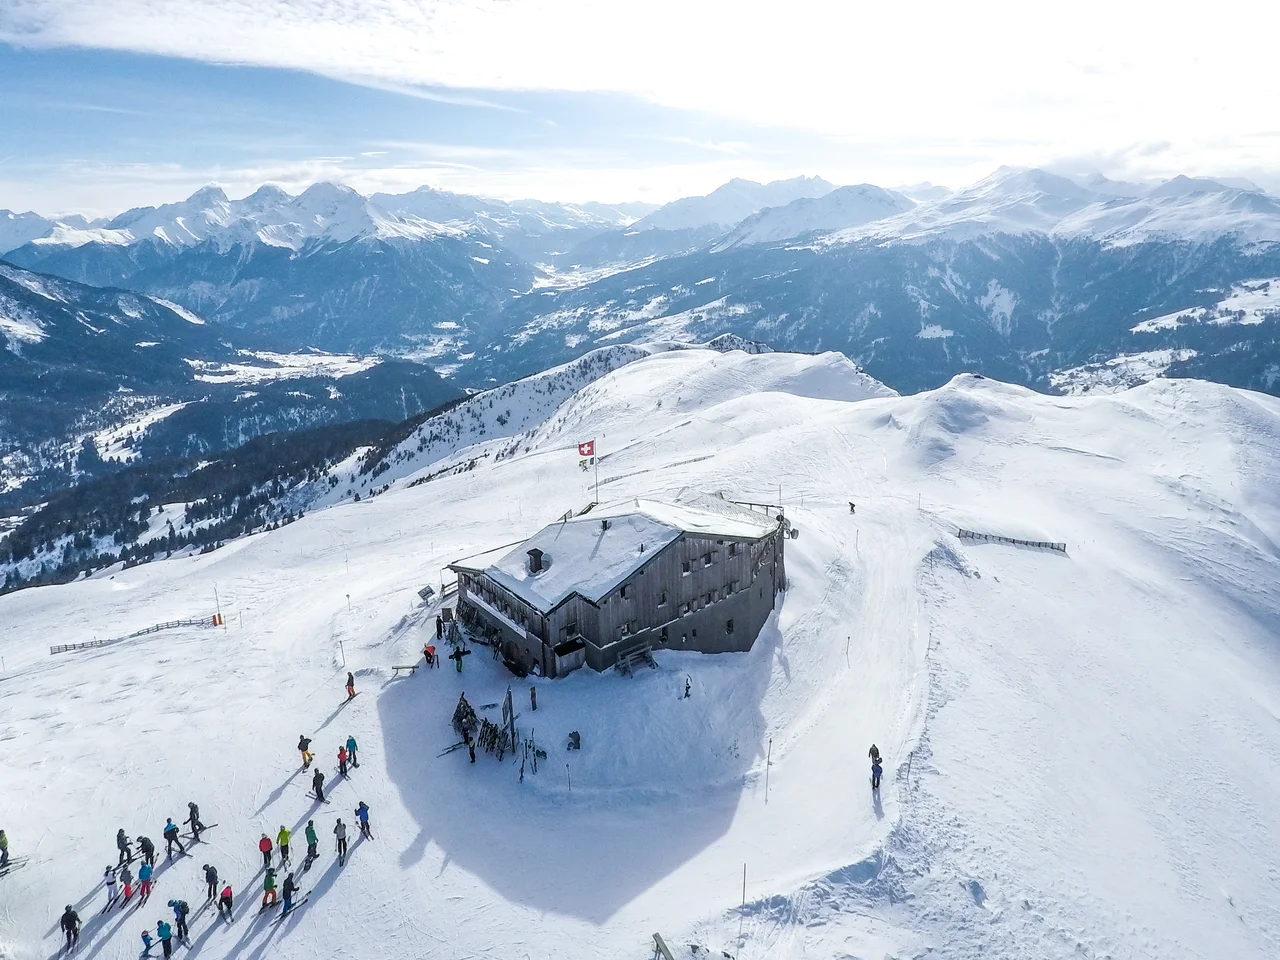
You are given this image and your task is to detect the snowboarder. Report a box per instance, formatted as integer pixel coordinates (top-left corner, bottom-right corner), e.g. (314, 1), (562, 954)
(116, 828), (133, 866)
(162, 819), (185, 859)
(261, 867), (278, 907)
(136, 835), (156, 867)
(140, 929), (153, 956)
(168, 899), (190, 940)
(311, 768), (325, 803)
(436, 614), (443, 640)
(155, 918), (173, 959)
(59, 905), (80, 951)
(355, 802), (373, 840)
(217, 885), (233, 920)
(337, 745), (348, 777)
(137, 861), (154, 900)
(184, 802), (205, 842)
(119, 862), (134, 901)
(333, 819), (347, 865)
(258, 833), (273, 868)
(868, 743), (881, 764)
(202, 864), (218, 901)
(277, 826), (291, 863)
(346, 671), (356, 700)
(298, 735), (313, 768)
(104, 866), (118, 906)
(346, 734), (359, 768)
(304, 820), (318, 863)
(281, 872), (298, 915)
(871, 758), (882, 790)
(0, 829), (9, 869)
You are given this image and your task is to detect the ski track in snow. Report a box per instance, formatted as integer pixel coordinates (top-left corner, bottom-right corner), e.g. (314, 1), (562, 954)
(2, 349), (1280, 960)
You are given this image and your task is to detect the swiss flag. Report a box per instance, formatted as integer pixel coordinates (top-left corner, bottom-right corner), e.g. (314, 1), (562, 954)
(578, 440), (595, 457)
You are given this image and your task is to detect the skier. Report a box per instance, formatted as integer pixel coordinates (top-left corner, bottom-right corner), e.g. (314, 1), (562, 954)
(162, 819), (185, 859)
(277, 826), (291, 864)
(311, 767), (325, 803)
(337, 744), (348, 777)
(304, 820), (318, 863)
(136, 835), (156, 867)
(184, 802), (205, 842)
(346, 671), (356, 700)
(104, 866), (119, 906)
(119, 862), (134, 902)
(0, 829), (8, 869)
(168, 899), (190, 940)
(261, 867), (278, 908)
(436, 614), (443, 640)
(871, 758), (882, 791)
(155, 918), (173, 959)
(467, 736), (476, 763)
(354, 802), (373, 840)
(140, 929), (153, 957)
(868, 743), (881, 764)
(258, 833), (273, 868)
(333, 818), (347, 865)
(298, 735), (313, 768)
(137, 861), (154, 900)
(59, 904), (80, 951)
(202, 864), (218, 901)
(116, 828), (132, 866)
(346, 734), (359, 768)
(217, 884), (233, 920)
(281, 872), (298, 915)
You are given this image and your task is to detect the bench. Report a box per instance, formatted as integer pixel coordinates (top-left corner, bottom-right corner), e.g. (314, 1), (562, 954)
(615, 644), (655, 676)
(391, 664), (419, 677)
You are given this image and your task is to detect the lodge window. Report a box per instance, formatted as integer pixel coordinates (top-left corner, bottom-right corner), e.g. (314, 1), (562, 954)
(728, 580), (739, 594)
(729, 542), (739, 557)
(621, 621), (631, 636)
(682, 560), (691, 575)
(658, 590), (668, 606)
(704, 592), (714, 605)
(692, 628), (698, 639)
(703, 553), (713, 567)
(563, 621), (578, 637)
(726, 619), (735, 634)
(620, 584), (629, 599)
(681, 601), (691, 615)
(660, 626), (668, 643)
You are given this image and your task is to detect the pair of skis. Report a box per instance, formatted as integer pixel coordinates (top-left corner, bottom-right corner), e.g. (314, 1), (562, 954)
(0, 856), (30, 878)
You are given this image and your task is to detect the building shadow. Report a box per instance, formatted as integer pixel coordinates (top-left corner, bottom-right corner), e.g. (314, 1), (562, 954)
(377, 616), (778, 924)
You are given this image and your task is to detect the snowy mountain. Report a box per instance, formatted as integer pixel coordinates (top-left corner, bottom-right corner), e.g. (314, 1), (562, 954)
(632, 175), (838, 231)
(2, 346), (1278, 960)
(0, 262), (462, 506)
(716, 183), (915, 248)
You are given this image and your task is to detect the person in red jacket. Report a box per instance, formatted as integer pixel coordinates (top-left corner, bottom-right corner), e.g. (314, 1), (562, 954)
(258, 834), (272, 868)
(338, 745), (348, 778)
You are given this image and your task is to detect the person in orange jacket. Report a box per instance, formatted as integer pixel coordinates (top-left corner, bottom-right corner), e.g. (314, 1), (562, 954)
(258, 833), (272, 868)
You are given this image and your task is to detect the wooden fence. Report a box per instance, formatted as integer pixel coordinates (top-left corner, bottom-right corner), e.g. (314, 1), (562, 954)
(50, 615), (220, 655)
(957, 529), (1067, 553)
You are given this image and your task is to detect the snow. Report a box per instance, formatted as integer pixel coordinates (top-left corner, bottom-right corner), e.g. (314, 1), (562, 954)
(92, 402), (191, 462)
(716, 184), (914, 248)
(917, 323), (954, 339)
(1132, 278), (1280, 333)
(150, 298), (207, 325)
(2, 351), (1280, 960)
(1049, 349), (1198, 395)
(0, 303), (48, 346)
(185, 351), (380, 384)
(634, 176), (837, 231)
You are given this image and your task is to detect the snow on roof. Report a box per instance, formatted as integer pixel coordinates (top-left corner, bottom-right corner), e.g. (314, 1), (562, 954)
(455, 496), (779, 613)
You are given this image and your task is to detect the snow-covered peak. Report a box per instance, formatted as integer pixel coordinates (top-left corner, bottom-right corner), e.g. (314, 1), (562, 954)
(0, 210), (57, 256)
(1146, 174), (1241, 199)
(717, 184), (914, 248)
(633, 175), (838, 232)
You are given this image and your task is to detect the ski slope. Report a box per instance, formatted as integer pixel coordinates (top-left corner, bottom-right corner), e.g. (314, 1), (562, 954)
(2, 348), (1280, 960)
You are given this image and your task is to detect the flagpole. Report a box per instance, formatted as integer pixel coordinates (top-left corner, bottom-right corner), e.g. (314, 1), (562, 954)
(594, 451), (599, 503)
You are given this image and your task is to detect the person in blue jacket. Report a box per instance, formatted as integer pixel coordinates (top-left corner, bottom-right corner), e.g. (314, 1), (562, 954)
(138, 860), (155, 900)
(354, 802), (373, 839)
(346, 735), (359, 768)
(156, 919), (173, 959)
(162, 819), (185, 859)
(871, 758), (883, 790)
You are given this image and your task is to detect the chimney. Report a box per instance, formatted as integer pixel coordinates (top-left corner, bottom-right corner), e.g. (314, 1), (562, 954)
(601, 519), (610, 532)
(527, 548), (544, 574)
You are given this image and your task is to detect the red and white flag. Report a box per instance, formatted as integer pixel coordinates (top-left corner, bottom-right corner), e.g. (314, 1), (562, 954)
(578, 440), (595, 457)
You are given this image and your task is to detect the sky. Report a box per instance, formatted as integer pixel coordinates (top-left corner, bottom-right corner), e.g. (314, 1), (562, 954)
(2, 0), (1279, 215)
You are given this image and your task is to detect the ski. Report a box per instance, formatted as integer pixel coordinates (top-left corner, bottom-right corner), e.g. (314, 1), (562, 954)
(305, 792), (331, 804)
(100, 895), (121, 915)
(272, 895), (310, 923)
(437, 740), (468, 757)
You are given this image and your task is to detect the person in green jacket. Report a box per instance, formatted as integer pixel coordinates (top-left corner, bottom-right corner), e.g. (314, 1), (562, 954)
(304, 821), (319, 863)
(261, 867), (277, 907)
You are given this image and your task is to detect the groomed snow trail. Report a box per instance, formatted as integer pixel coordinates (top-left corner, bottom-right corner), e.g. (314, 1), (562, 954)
(2, 351), (1279, 960)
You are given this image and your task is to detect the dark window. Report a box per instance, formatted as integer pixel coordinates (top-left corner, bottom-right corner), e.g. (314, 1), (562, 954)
(658, 590), (668, 606)
(729, 542), (739, 557)
(726, 619), (735, 634)
(620, 621), (630, 636)
(682, 560), (691, 575)
(620, 584), (629, 599)
(728, 580), (739, 593)
(681, 601), (692, 615)
(703, 553), (713, 567)
(563, 621), (578, 637)
(660, 626), (668, 643)
(691, 628), (698, 639)
(705, 592), (714, 605)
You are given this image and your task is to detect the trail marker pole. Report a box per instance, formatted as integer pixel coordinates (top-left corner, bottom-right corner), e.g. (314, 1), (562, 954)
(764, 738), (772, 804)
(845, 634), (851, 666)
(213, 584), (224, 631)
(739, 863), (747, 939)
(346, 594), (351, 611)
(339, 640), (346, 668)
(566, 763), (572, 792)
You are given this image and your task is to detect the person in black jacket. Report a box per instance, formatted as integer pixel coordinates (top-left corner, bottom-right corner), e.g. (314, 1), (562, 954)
(162, 819), (185, 859)
(202, 864), (219, 901)
(311, 768), (325, 803)
(281, 872), (299, 914)
(59, 905), (80, 949)
(116, 828), (133, 865)
(184, 803), (205, 842)
(136, 835), (156, 867)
